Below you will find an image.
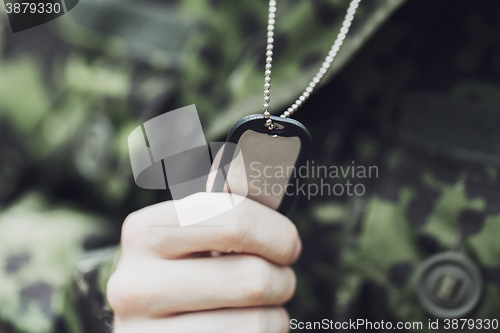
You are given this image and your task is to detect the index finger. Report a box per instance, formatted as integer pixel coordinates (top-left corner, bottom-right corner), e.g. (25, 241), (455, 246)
(122, 192), (301, 266)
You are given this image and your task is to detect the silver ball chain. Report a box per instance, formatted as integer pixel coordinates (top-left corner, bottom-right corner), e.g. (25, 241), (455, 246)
(263, 0), (361, 130)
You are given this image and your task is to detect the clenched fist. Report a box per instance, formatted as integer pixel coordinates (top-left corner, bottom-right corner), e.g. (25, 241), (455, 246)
(107, 192), (301, 332)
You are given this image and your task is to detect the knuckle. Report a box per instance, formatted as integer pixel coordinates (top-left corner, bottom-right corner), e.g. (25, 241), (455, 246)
(120, 212), (142, 250)
(220, 207), (250, 253)
(283, 267), (297, 303)
(242, 257), (271, 302)
(276, 307), (291, 333)
(241, 307), (290, 333)
(106, 270), (137, 315)
(235, 308), (266, 333)
(253, 309), (270, 333)
(279, 223), (299, 262)
(106, 263), (150, 317)
(244, 308), (267, 333)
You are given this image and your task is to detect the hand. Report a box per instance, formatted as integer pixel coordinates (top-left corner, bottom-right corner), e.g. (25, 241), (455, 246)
(107, 192), (301, 332)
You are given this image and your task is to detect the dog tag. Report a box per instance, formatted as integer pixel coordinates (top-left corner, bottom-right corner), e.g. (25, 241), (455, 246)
(211, 114), (311, 215)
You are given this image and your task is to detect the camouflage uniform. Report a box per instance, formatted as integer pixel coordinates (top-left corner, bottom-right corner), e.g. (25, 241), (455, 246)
(1, 0), (500, 332)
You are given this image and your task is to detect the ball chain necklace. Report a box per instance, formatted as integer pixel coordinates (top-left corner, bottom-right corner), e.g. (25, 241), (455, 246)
(214, 0), (361, 214)
(263, 0), (361, 130)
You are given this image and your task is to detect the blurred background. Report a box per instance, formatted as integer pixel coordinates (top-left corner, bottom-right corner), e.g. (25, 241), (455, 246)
(1, 0), (500, 332)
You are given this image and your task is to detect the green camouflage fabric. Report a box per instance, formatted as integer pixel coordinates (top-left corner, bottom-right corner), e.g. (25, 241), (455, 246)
(1, 0), (500, 332)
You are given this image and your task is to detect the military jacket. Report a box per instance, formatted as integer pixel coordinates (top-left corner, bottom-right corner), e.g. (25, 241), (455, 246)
(1, 0), (500, 332)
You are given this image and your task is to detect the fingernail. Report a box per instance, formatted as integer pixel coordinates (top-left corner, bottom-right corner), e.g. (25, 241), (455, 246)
(290, 238), (302, 263)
